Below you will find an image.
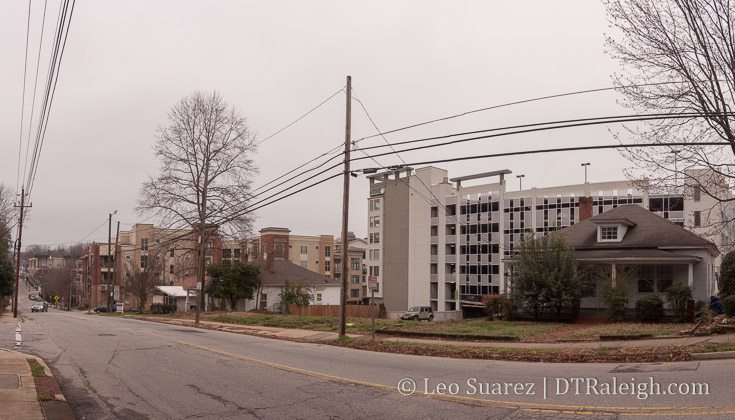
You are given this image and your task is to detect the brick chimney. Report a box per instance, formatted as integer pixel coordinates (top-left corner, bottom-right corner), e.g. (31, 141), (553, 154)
(579, 196), (593, 221)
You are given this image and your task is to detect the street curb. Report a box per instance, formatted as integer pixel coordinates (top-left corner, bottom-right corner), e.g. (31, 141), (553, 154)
(689, 350), (735, 360)
(26, 354), (75, 419)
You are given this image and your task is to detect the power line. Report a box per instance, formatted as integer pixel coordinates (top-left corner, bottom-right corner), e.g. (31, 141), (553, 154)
(400, 141), (732, 168)
(25, 0), (66, 194)
(22, 0), (50, 193)
(351, 90), (505, 251)
(352, 112), (735, 168)
(16, 0), (33, 195)
(351, 81), (695, 145)
(255, 87), (345, 146)
(27, 0), (76, 197)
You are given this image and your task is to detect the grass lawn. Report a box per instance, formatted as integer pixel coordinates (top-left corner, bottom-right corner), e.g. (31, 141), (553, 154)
(207, 313), (568, 340)
(561, 323), (695, 340)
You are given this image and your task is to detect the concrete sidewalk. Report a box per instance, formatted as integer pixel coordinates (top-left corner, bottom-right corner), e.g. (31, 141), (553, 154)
(1, 306), (75, 420)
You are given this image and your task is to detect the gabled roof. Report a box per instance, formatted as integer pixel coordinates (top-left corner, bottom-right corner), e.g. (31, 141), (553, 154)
(557, 205), (718, 255)
(247, 260), (338, 287)
(155, 286), (195, 297)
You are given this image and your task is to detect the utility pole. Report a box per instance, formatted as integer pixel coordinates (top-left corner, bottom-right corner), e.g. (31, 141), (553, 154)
(113, 221), (119, 310)
(13, 188), (29, 318)
(338, 75), (352, 338)
(107, 212), (112, 313)
(196, 159), (210, 325)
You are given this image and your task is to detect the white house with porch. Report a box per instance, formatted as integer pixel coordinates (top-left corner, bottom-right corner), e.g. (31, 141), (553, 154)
(556, 205), (719, 311)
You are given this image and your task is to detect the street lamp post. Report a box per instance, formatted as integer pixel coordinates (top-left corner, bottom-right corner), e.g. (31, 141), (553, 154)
(516, 174), (525, 190)
(581, 163), (591, 183)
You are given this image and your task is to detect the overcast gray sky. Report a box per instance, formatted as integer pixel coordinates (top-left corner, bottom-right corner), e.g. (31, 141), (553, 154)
(1, 0), (634, 248)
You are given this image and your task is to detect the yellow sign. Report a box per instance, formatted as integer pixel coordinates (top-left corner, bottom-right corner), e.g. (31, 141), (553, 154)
(54, 295), (59, 301)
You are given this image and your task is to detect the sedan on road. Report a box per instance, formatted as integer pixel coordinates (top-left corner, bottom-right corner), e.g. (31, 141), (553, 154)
(31, 302), (48, 312)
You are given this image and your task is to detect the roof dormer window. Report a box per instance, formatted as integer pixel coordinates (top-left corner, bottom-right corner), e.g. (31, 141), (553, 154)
(600, 226), (618, 241)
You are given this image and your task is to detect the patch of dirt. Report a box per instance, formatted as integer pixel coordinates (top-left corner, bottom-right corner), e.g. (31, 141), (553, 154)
(522, 324), (594, 343)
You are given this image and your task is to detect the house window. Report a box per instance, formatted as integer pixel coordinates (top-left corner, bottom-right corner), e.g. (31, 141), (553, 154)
(223, 249), (232, 259)
(656, 266), (673, 292)
(373, 233), (380, 243)
(638, 266), (654, 292)
(260, 293), (267, 309)
(351, 258), (360, 271)
(325, 260), (331, 272)
(301, 246), (307, 254)
(693, 186), (701, 201)
(580, 271), (596, 298)
(373, 266), (379, 276)
(316, 293), (322, 302)
(125, 292), (130, 304)
(170, 249), (174, 257)
(694, 211), (701, 227)
(169, 264), (174, 274)
(350, 289), (360, 298)
(324, 246), (331, 257)
(140, 256), (148, 269)
(234, 249), (241, 259)
(374, 216), (380, 227)
(600, 226), (618, 240)
(141, 238), (148, 251)
(351, 275), (360, 284)
(300, 261), (308, 269)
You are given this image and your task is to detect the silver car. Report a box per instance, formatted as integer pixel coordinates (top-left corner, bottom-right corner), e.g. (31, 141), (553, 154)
(31, 302), (48, 312)
(400, 306), (434, 321)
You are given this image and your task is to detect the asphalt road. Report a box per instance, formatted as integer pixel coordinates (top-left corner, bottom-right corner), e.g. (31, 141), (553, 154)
(2, 288), (734, 419)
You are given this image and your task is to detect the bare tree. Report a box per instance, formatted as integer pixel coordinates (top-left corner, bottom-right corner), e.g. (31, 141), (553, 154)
(605, 0), (735, 237)
(137, 91), (257, 237)
(137, 91), (257, 320)
(122, 247), (166, 312)
(44, 267), (74, 308)
(0, 184), (16, 246)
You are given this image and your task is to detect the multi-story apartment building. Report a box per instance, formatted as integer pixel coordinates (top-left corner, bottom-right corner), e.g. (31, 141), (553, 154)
(78, 223), (221, 310)
(367, 166), (734, 317)
(246, 228), (334, 279)
(334, 236), (368, 304)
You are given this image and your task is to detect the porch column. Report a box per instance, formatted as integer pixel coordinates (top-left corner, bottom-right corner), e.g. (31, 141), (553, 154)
(688, 263), (694, 288)
(611, 263), (617, 287)
(185, 290), (190, 311)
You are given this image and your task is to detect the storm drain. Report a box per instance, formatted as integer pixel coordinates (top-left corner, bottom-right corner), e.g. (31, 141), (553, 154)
(98, 334), (116, 337)
(0, 374), (21, 389)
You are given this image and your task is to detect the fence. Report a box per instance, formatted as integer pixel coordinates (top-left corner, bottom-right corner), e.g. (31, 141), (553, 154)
(288, 304), (374, 318)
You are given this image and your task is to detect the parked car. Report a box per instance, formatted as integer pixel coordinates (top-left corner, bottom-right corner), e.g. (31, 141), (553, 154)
(31, 302), (48, 312)
(400, 306), (434, 321)
(28, 294), (35, 300)
(126, 307), (140, 313)
(94, 304), (116, 313)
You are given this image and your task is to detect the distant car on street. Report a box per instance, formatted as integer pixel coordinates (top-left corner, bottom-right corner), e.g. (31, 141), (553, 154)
(31, 302), (48, 312)
(28, 294), (35, 300)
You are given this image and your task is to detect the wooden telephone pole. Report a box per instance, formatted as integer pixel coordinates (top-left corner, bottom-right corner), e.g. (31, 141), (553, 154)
(13, 188), (29, 318)
(338, 76), (352, 337)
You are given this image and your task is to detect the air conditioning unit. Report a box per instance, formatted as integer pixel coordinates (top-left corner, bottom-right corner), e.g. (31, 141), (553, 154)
(100, 285), (108, 291)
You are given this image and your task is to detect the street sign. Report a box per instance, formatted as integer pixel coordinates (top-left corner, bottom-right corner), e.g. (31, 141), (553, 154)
(368, 276), (378, 291)
(196, 281), (202, 290)
(54, 295), (59, 302)
(116, 303), (124, 313)
(114, 286), (120, 301)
